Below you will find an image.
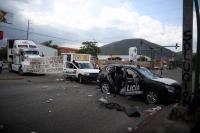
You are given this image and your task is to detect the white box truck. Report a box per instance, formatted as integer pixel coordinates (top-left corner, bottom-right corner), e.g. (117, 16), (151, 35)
(7, 39), (46, 75)
(62, 53), (99, 84)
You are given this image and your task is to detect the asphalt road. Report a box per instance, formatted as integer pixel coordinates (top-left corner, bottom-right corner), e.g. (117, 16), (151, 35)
(0, 68), (186, 133)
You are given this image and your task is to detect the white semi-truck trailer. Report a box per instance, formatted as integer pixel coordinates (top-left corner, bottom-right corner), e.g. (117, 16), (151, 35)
(7, 39), (48, 75)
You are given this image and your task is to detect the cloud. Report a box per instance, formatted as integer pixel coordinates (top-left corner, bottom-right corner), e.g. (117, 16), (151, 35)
(1, 0), (197, 53)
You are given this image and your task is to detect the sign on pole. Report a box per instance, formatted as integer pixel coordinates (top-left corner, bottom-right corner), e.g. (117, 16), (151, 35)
(0, 10), (13, 24)
(181, 0), (193, 106)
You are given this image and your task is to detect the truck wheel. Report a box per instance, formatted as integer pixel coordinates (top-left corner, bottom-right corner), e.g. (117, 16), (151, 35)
(19, 67), (24, 75)
(145, 89), (160, 104)
(101, 81), (111, 94)
(79, 75), (84, 84)
(9, 65), (13, 72)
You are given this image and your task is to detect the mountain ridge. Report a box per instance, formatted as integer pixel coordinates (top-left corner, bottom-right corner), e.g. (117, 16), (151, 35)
(100, 38), (181, 60)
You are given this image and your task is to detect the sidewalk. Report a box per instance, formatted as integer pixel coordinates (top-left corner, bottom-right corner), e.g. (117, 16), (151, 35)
(134, 104), (193, 133)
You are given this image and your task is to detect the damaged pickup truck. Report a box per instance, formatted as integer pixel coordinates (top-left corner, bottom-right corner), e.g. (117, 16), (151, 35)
(96, 64), (182, 104)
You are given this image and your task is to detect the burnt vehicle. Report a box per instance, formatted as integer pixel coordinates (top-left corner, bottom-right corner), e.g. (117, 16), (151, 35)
(96, 64), (181, 104)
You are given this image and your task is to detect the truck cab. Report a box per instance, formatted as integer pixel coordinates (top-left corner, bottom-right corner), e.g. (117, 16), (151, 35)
(62, 53), (100, 84)
(7, 39), (45, 75)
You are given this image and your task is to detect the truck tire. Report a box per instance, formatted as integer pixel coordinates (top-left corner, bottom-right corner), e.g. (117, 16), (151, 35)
(79, 75), (84, 84)
(9, 64), (13, 72)
(19, 67), (24, 75)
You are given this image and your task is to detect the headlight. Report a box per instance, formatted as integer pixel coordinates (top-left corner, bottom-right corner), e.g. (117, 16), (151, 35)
(84, 72), (90, 75)
(165, 85), (175, 93)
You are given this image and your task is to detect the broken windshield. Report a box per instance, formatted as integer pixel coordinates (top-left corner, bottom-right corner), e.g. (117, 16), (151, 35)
(137, 67), (160, 79)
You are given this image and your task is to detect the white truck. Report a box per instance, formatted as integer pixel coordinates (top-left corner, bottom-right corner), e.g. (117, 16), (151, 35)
(62, 53), (100, 84)
(7, 39), (46, 75)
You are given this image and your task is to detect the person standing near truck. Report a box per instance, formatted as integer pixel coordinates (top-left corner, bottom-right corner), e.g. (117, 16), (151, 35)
(0, 59), (4, 73)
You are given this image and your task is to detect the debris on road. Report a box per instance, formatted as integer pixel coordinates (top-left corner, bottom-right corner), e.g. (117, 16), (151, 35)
(99, 97), (108, 104)
(143, 106), (162, 115)
(88, 95), (93, 96)
(99, 98), (126, 112)
(125, 107), (140, 117)
(127, 127), (133, 133)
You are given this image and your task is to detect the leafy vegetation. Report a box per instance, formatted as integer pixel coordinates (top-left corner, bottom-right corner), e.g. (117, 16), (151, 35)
(137, 56), (148, 61)
(42, 40), (61, 55)
(76, 41), (101, 58)
(0, 46), (7, 60)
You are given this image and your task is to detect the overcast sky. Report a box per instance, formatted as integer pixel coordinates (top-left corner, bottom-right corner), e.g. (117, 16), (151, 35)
(0, 0), (198, 52)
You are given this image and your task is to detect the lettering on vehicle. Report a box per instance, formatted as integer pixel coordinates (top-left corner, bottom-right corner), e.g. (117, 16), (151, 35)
(126, 83), (140, 92)
(65, 71), (75, 74)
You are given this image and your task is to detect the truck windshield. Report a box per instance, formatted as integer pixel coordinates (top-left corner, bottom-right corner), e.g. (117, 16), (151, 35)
(23, 51), (39, 55)
(78, 63), (94, 69)
(18, 45), (28, 48)
(29, 45), (37, 48)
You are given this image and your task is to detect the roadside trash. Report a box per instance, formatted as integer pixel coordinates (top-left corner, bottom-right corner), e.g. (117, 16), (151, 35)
(49, 110), (51, 113)
(125, 107), (140, 117)
(152, 106), (161, 111)
(0, 125), (4, 130)
(46, 100), (50, 103)
(55, 79), (60, 81)
(99, 97), (108, 104)
(49, 99), (52, 101)
(106, 92), (110, 94)
(60, 79), (64, 81)
(100, 102), (126, 112)
(127, 127), (133, 133)
(134, 126), (139, 130)
(143, 106), (161, 115)
(88, 95), (93, 96)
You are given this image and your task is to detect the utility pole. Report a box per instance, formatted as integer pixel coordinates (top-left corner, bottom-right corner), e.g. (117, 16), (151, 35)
(27, 20), (30, 40)
(194, 0), (200, 93)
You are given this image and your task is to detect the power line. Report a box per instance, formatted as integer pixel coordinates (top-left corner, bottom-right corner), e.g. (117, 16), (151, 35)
(0, 25), (83, 43)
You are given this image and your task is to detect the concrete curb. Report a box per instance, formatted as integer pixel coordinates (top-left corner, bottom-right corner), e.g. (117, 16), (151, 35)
(133, 104), (174, 133)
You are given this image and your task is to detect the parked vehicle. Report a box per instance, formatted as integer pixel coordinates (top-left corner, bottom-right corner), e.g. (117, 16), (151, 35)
(62, 53), (100, 84)
(96, 64), (181, 104)
(7, 39), (46, 75)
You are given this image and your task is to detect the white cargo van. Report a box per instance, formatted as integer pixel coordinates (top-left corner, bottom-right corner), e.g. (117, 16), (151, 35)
(62, 53), (99, 84)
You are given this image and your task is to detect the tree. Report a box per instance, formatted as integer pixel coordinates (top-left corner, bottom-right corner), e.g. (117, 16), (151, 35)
(76, 41), (101, 58)
(42, 40), (61, 55)
(137, 56), (147, 61)
(0, 46), (7, 60)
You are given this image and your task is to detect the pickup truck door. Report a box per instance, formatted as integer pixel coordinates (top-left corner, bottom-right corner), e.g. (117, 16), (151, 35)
(63, 61), (78, 77)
